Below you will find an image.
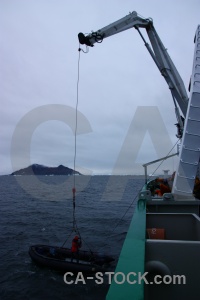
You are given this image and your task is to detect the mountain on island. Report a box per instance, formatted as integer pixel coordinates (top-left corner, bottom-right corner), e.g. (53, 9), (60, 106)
(11, 164), (81, 176)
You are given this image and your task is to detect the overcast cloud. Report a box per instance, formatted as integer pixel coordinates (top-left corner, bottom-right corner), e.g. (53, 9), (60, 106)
(1, 0), (199, 175)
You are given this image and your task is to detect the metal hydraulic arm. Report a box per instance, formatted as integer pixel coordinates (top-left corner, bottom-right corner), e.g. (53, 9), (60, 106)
(78, 11), (188, 118)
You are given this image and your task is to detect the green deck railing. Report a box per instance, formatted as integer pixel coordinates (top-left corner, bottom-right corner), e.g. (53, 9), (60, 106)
(106, 191), (148, 300)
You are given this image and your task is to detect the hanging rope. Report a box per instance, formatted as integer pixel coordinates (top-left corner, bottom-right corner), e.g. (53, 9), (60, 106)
(61, 49), (82, 248)
(70, 45), (96, 255)
(71, 46), (81, 236)
(61, 229), (74, 248)
(71, 45), (89, 239)
(73, 46), (88, 190)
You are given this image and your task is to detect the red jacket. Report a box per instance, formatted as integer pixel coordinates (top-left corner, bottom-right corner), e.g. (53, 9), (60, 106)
(71, 238), (81, 253)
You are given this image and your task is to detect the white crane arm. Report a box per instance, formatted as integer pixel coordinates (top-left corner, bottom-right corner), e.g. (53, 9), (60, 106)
(78, 11), (188, 117)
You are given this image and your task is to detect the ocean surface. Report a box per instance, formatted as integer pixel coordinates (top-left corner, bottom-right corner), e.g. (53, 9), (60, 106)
(0, 175), (144, 300)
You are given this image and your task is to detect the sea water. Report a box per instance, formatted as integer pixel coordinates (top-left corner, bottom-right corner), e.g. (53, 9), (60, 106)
(0, 175), (144, 300)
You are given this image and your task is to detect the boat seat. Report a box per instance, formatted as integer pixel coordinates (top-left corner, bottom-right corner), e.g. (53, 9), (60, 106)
(146, 228), (165, 239)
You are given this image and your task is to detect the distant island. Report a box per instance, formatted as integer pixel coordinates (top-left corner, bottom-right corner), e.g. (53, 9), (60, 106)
(11, 164), (81, 176)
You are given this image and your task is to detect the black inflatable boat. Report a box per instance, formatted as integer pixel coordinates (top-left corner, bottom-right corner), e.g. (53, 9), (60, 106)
(29, 244), (115, 274)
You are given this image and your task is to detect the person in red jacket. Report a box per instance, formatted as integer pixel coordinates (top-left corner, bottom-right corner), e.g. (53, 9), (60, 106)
(71, 235), (82, 263)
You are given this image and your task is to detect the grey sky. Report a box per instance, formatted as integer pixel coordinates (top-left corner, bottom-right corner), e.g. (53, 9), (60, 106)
(1, 0), (199, 175)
